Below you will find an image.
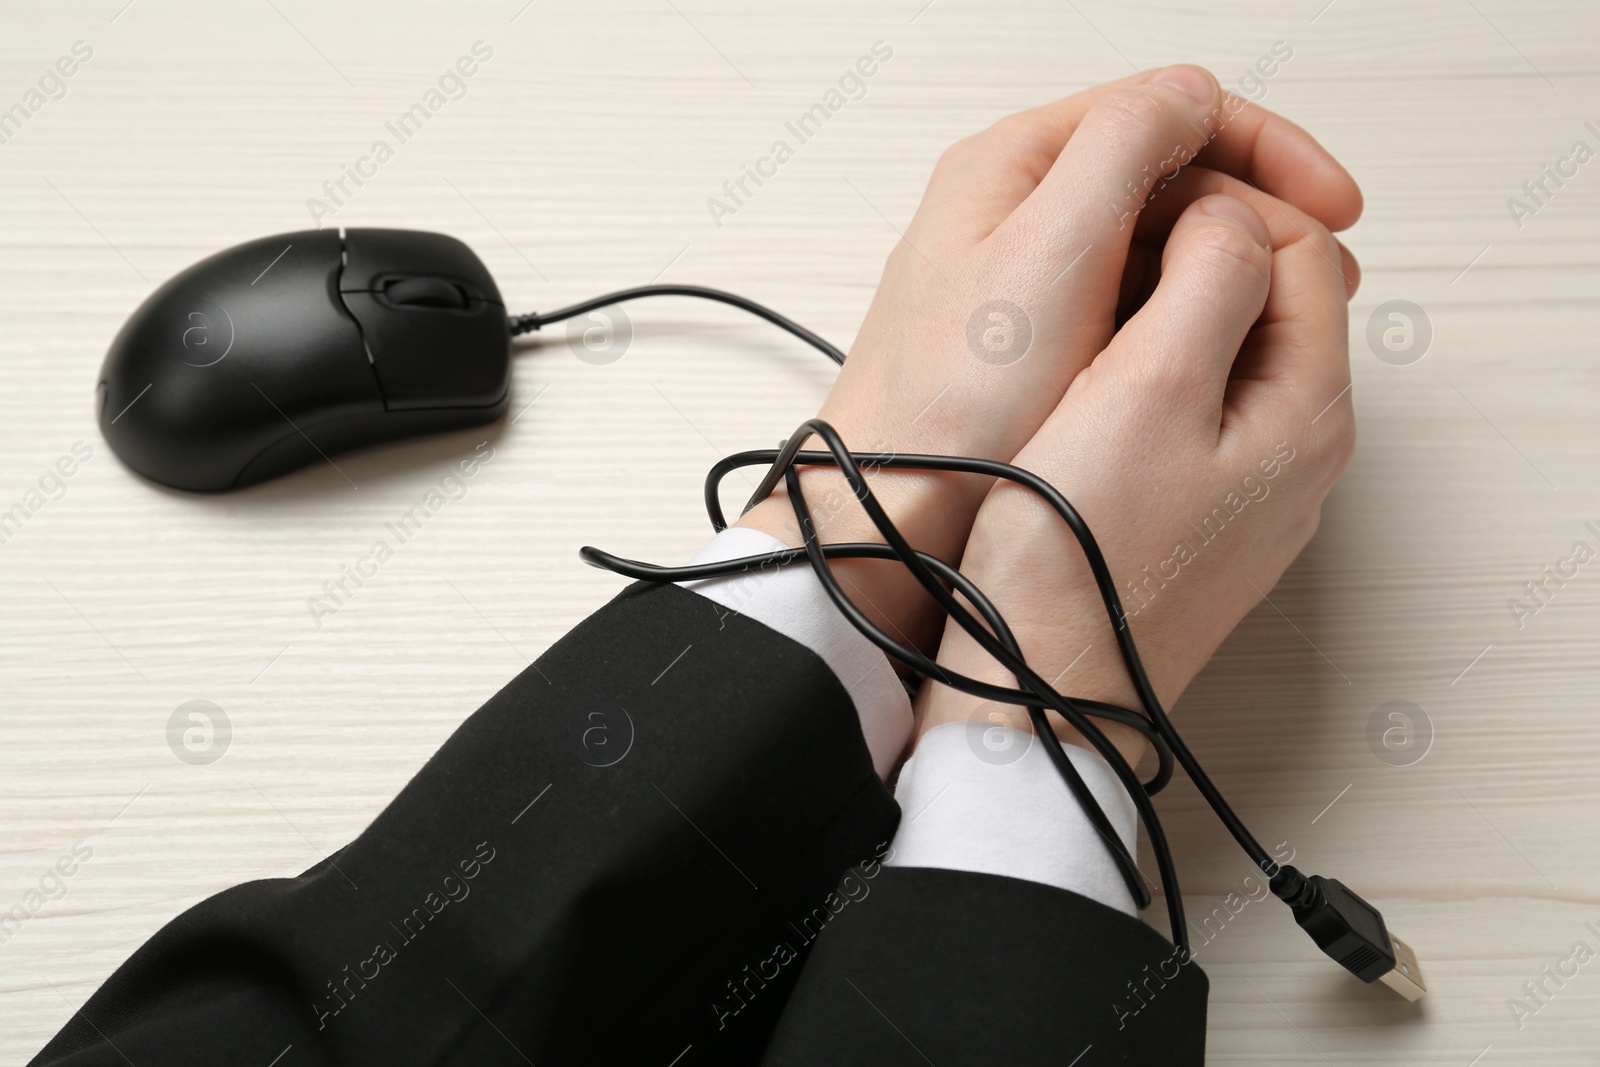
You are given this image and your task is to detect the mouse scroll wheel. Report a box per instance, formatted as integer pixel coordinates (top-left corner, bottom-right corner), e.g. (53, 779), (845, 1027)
(383, 277), (471, 310)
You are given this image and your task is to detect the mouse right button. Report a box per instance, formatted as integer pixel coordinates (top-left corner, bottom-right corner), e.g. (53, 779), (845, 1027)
(341, 291), (511, 410)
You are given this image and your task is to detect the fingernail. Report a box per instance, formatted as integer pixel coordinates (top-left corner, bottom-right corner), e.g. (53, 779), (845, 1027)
(1152, 65), (1212, 103)
(1202, 195), (1271, 249)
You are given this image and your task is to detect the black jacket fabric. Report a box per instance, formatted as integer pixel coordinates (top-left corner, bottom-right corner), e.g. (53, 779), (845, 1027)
(758, 866), (1208, 1065)
(31, 581), (1206, 1066)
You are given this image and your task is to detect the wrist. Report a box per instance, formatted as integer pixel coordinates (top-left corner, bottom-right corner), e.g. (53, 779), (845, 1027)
(914, 661), (1152, 770)
(910, 510), (1161, 768)
(734, 460), (989, 662)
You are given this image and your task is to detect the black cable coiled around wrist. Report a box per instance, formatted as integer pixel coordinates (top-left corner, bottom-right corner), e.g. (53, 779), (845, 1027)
(515, 287), (1306, 952)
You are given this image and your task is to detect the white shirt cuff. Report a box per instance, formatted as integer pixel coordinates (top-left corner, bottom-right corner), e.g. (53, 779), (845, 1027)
(677, 527), (1136, 914)
(885, 720), (1139, 915)
(677, 526), (913, 779)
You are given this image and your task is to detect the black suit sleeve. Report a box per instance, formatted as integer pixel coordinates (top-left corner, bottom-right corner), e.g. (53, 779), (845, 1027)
(31, 582), (901, 1067)
(757, 866), (1209, 1066)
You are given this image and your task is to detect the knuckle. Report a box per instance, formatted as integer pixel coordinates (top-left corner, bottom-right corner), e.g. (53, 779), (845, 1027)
(934, 136), (974, 174)
(987, 112), (1036, 141)
(1191, 224), (1271, 283)
(955, 113), (1034, 159)
(947, 116), (1056, 188)
(1302, 220), (1341, 265)
(1093, 89), (1170, 137)
(1120, 350), (1197, 399)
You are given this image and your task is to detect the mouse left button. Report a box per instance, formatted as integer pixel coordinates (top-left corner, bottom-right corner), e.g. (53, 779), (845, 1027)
(97, 229), (384, 491)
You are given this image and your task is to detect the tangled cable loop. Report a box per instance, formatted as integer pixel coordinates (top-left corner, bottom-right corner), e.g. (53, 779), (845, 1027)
(583, 417), (1296, 951)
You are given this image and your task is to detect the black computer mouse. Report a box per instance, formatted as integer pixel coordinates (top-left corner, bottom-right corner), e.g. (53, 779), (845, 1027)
(97, 228), (512, 491)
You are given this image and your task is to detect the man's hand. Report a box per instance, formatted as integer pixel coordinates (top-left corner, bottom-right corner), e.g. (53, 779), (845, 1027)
(915, 174), (1359, 764)
(736, 66), (1362, 663)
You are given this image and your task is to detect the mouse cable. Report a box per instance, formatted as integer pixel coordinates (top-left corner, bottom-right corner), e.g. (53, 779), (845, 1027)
(589, 428), (1185, 939)
(583, 414), (1426, 1000)
(587, 536), (1164, 914)
(508, 285), (848, 365)
(531, 281), (1424, 995)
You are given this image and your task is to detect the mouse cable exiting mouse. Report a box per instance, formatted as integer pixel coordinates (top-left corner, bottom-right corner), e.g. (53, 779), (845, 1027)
(507, 284), (848, 365)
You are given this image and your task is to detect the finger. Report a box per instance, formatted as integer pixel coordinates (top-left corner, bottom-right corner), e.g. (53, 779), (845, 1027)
(1114, 233), (1352, 334)
(1225, 243), (1353, 380)
(1098, 194), (1273, 413)
(915, 71), (1157, 247)
(1338, 239), (1360, 298)
(985, 66), (1236, 345)
(1126, 163), (1363, 303)
(1190, 98), (1362, 232)
(1125, 163), (1361, 303)
(1129, 166), (1352, 397)
(1116, 241), (1163, 324)
(915, 67), (1361, 248)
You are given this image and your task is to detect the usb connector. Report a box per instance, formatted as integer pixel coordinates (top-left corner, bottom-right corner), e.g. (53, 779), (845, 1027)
(1271, 866), (1427, 1002)
(1376, 932), (1426, 1001)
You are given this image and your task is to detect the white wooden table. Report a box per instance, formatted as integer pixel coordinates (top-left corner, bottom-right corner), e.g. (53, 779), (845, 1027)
(2, 1), (1596, 1062)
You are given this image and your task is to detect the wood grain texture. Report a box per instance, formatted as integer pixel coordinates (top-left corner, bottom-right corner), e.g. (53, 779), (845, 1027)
(1, 0), (1596, 1062)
